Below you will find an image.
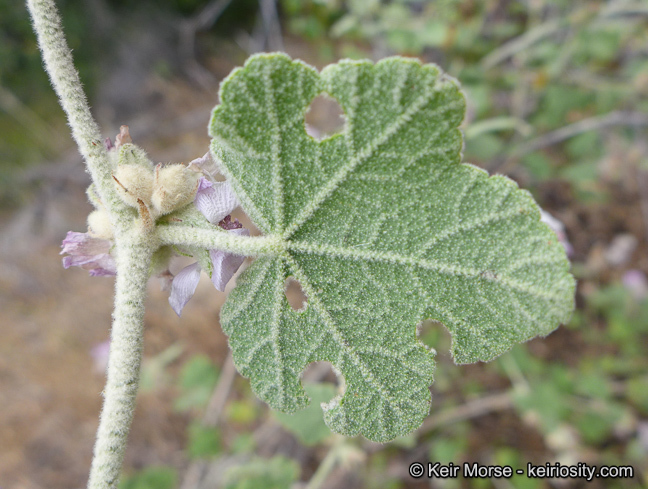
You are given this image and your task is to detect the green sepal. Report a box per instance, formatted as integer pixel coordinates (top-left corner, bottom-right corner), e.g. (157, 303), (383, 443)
(188, 247), (213, 278)
(117, 143), (154, 169)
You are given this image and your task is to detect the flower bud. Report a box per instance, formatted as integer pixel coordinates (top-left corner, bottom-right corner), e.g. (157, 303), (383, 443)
(113, 164), (154, 208)
(87, 208), (114, 240)
(151, 164), (200, 216)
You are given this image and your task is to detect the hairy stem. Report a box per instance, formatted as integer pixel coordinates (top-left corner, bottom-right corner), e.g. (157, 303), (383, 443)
(27, 1), (155, 486)
(88, 234), (155, 489)
(157, 224), (285, 256)
(26, 0), (129, 224)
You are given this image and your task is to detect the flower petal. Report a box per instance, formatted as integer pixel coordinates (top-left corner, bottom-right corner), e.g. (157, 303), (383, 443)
(194, 177), (239, 225)
(61, 231), (111, 256)
(209, 228), (249, 291)
(87, 258), (118, 276)
(188, 151), (224, 175)
(169, 262), (202, 316)
(62, 253), (116, 276)
(61, 231), (116, 276)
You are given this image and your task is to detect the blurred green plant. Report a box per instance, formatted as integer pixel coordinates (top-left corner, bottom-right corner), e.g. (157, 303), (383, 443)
(273, 381), (336, 446)
(140, 343), (184, 391)
(174, 354), (220, 412)
(187, 421), (222, 458)
(223, 455), (300, 489)
(587, 282), (648, 357)
(118, 466), (177, 489)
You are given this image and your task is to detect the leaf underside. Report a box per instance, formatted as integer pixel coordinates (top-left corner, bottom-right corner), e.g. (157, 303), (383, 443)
(210, 54), (575, 442)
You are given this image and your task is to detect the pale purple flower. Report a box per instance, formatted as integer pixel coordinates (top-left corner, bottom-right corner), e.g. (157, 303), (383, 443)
(169, 262), (202, 316)
(194, 177), (240, 225)
(622, 269), (648, 300)
(168, 177), (248, 316)
(169, 227), (249, 316)
(61, 231), (116, 276)
(188, 152), (224, 176)
(209, 227), (249, 290)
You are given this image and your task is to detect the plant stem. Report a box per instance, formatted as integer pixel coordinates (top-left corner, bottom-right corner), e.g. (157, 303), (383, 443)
(26, 0), (129, 225)
(305, 435), (347, 489)
(157, 224), (285, 256)
(27, 2), (156, 485)
(87, 233), (155, 489)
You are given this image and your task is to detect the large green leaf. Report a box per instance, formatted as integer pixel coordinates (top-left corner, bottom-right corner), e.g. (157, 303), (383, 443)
(210, 54), (575, 442)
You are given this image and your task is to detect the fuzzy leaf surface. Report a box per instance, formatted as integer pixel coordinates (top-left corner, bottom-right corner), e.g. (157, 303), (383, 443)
(210, 54), (575, 442)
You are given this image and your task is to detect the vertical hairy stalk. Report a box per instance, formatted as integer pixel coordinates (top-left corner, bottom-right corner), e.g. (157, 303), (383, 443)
(88, 234), (154, 488)
(27, 1), (156, 486)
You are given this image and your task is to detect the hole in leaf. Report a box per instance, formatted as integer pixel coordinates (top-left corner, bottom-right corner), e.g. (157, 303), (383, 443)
(302, 361), (339, 386)
(285, 277), (308, 312)
(417, 319), (452, 361)
(304, 94), (345, 141)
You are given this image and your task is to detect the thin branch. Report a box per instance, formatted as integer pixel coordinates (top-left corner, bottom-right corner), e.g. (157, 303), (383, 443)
(636, 165), (648, 243)
(305, 436), (347, 489)
(513, 111), (648, 157)
(259, 0), (284, 51)
(464, 116), (533, 140)
(179, 0), (233, 61)
(178, 0), (234, 87)
(420, 391), (513, 433)
(203, 350), (237, 427)
(481, 19), (565, 70)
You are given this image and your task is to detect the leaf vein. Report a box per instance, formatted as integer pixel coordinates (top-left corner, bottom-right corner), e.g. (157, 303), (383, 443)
(284, 74), (443, 238)
(220, 258), (274, 324)
(288, 241), (565, 302)
(416, 207), (523, 258)
(286, 256), (415, 415)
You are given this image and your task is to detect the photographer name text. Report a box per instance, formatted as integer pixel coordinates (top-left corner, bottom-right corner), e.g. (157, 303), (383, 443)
(408, 462), (634, 481)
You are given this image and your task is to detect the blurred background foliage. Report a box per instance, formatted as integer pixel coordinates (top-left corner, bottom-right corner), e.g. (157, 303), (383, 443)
(2, 0), (648, 488)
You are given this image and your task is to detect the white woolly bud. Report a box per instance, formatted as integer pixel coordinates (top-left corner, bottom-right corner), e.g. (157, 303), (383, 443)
(113, 164), (154, 208)
(151, 164), (200, 216)
(87, 208), (114, 239)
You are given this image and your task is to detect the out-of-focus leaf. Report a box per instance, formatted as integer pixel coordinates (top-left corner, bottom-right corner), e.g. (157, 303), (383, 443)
(224, 456), (300, 489)
(274, 382), (336, 446)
